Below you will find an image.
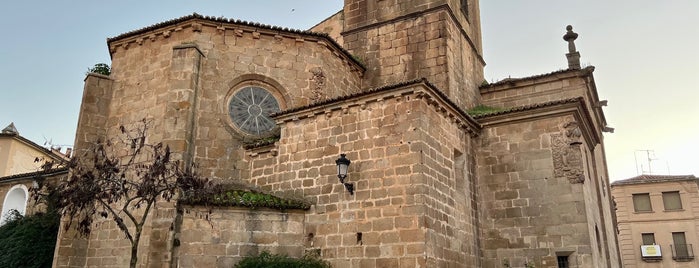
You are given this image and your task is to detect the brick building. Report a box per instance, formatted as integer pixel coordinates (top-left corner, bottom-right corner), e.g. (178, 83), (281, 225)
(612, 175), (698, 267)
(54, 0), (620, 267)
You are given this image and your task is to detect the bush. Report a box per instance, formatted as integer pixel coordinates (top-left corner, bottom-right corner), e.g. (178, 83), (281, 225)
(0, 210), (60, 268)
(87, 63), (111, 76)
(235, 251), (331, 268)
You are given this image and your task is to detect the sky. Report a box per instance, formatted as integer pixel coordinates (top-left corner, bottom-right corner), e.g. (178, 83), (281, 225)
(0, 1), (697, 181)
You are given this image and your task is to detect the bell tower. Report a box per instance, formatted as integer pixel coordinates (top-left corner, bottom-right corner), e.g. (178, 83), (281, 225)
(341, 0), (485, 109)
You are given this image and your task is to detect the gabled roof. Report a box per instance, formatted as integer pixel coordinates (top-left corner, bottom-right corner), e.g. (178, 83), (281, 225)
(106, 13), (364, 70)
(2, 123), (18, 134)
(0, 123), (67, 162)
(108, 13), (329, 43)
(611, 174), (698, 186)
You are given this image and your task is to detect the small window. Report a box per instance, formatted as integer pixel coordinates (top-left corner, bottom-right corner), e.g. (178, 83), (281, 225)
(642, 233), (656, 245)
(662, 191), (682, 210)
(633, 193), (652, 212)
(460, 0), (469, 19)
(557, 256), (569, 268)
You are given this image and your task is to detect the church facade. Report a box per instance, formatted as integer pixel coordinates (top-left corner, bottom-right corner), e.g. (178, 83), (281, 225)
(54, 0), (620, 267)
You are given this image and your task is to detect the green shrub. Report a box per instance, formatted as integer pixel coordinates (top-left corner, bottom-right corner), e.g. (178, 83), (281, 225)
(0, 209), (60, 268)
(235, 251), (331, 268)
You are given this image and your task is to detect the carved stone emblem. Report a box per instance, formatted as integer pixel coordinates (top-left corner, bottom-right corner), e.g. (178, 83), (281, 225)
(552, 122), (585, 183)
(310, 67), (326, 101)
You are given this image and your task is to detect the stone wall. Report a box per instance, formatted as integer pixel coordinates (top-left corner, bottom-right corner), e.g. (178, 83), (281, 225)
(55, 17), (367, 267)
(477, 115), (598, 267)
(341, 0), (485, 109)
(247, 82), (478, 267)
(310, 10), (345, 44)
(480, 68), (608, 131)
(187, 23), (363, 181)
(54, 73), (114, 268)
(175, 206), (305, 267)
(416, 91), (479, 267)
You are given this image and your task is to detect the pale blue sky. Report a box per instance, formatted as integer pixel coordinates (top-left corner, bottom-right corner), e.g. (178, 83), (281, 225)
(1, 1), (697, 181)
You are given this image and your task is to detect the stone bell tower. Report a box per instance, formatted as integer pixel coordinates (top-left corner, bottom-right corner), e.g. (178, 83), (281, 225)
(341, 0), (485, 109)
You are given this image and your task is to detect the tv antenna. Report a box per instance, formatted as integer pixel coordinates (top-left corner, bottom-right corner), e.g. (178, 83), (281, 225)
(634, 150), (658, 175)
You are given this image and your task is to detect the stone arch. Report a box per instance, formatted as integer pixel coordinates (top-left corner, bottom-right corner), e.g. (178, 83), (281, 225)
(225, 74), (291, 108)
(1, 184), (29, 224)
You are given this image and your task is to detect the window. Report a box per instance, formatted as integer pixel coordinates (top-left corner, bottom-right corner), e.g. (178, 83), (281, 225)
(557, 256), (569, 268)
(642, 233), (656, 245)
(633, 193), (652, 212)
(672, 232), (693, 261)
(460, 0), (469, 19)
(662, 191), (682, 210)
(228, 85), (281, 136)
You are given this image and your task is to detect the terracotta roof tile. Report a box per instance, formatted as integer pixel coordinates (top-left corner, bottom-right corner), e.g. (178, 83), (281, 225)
(611, 174), (698, 186)
(480, 66), (594, 89)
(273, 78), (477, 125)
(107, 13), (364, 69)
(471, 97), (584, 119)
(272, 78), (481, 134)
(0, 167), (68, 183)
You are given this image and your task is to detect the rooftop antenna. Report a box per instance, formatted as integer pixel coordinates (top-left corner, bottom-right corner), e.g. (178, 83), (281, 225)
(635, 150), (657, 175)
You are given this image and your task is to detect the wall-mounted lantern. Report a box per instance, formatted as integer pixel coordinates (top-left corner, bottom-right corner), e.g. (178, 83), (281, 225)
(335, 154), (354, 195)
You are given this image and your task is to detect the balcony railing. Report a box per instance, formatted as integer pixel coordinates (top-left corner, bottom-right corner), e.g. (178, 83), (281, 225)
(671, 244), (694, 261)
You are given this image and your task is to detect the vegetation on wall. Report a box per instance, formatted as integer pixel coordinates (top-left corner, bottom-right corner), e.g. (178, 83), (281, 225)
(0, 209), (60, 268)
(234, 251), (331, 268)
(466, 105), (506, 117)
(180, 184), (310, 210)
(87, 63), (111, 76)
(242, 133), (281, 150)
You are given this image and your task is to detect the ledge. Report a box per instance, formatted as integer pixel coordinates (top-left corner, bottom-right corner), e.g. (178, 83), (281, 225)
(179, 184), (311, 211)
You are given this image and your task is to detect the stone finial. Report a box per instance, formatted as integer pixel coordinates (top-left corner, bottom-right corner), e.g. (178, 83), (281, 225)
(1, 122), (18, 135)
(563, 25), (581, 70)
(563, 25), (578, 53)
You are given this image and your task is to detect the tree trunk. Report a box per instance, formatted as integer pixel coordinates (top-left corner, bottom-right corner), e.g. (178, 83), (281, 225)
(130, 229), (142, 268)
(130, 243), (138, 268)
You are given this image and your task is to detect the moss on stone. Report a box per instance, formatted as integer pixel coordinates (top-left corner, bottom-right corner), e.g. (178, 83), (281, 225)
(243, 134), (281, 149)
(180, 184), (310, 210)
(467, 105), (506, 117)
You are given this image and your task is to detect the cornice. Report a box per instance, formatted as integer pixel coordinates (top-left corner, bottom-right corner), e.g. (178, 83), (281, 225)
(477, 97), (601, 145)
(272, 79), (481, 137)
(0, 167), (68, 183)
(480, 66), (595, 93)
(106, 13), (365, 74)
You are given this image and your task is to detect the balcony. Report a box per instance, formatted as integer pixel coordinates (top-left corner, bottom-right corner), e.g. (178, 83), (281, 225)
(640, 245), (663, 262)
(671, 244), (694, 262)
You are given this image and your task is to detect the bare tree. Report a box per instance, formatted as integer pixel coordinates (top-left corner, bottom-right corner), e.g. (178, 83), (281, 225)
(35, 119), (210, 268)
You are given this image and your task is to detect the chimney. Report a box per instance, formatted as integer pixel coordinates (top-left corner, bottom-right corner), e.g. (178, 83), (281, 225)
(563, 25), (581, 70)
(65, 148), (73, 158)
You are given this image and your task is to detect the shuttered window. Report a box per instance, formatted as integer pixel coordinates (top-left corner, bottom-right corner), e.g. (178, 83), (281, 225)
(662, 191), (682, 210)
(633, 193), (652, 212)
(672, 232), (689, 257)
(642, 233), (656, 245)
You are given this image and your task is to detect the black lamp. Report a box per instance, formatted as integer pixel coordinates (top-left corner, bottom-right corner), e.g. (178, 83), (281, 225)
(335, 154), (354, 195)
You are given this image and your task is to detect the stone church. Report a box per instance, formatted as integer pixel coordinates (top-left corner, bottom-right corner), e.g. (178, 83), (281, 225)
(53, 0), (620, 267)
